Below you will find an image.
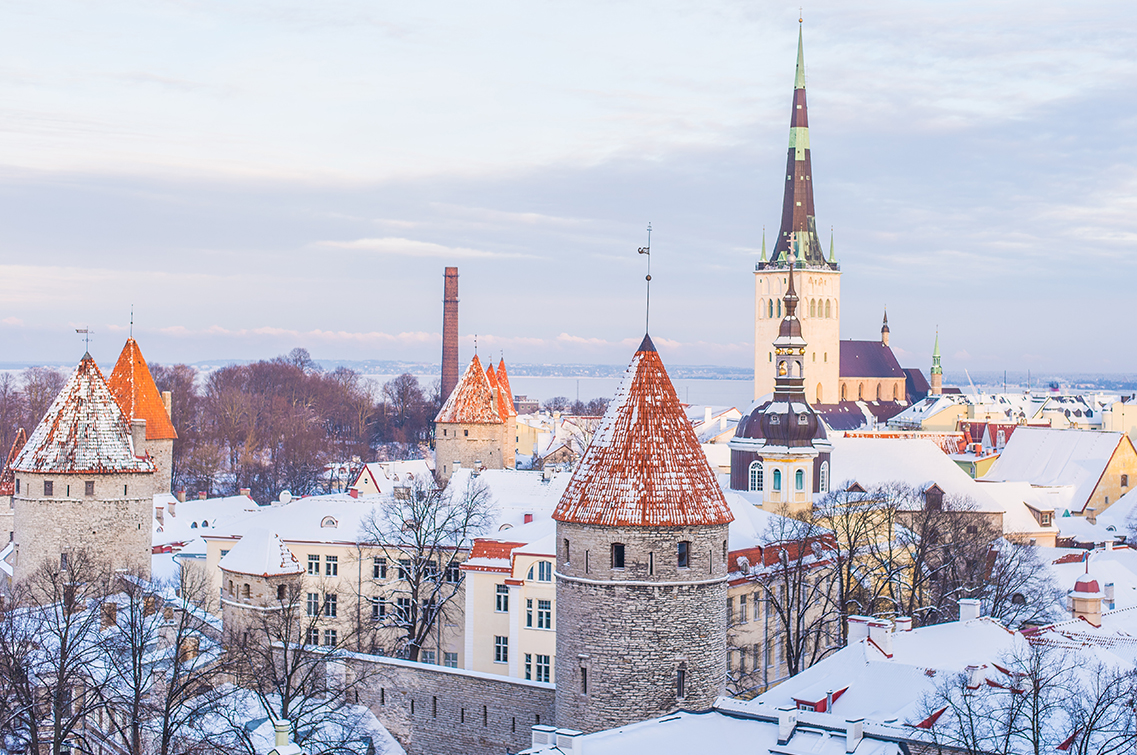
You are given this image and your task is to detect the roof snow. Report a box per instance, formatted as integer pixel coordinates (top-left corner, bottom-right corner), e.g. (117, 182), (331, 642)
(435, 355), (504, 425)
(218, 528), (303, 577)
(554, 335), (733, 527)
(13, 353), (156, 475)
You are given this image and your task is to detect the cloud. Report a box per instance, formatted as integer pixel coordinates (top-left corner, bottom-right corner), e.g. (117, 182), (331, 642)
(314, 237), (536, 259)
(1, 317), (24, 326)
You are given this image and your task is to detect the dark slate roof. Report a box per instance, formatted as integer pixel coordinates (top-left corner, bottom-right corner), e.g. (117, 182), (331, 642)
(840, 340), (905, 379)
(812, 402), (871, 431)
(862, 401), (908, 423)
(904, 368), (931, 403)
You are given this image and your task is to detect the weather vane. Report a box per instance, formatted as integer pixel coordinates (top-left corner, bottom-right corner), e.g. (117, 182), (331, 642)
(75, 327), (92, 352)
(129, 305), (134, 338)
(638, 222), (652, 333)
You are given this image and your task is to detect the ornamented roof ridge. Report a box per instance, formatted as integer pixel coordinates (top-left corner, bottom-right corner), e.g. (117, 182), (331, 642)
(107, 338), (178, 441)
(553, 334), (733, 527)
(12, 354), (155, 475)
(434, 355), (504, 425)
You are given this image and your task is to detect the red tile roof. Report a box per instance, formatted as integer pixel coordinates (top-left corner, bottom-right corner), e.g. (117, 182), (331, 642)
(553, 335), (734, 527)
(12, 354), (156, 475)
(0, 428), (27, 495)
(434, 355), (504, 425)
(107, 338), (178, 440)
(495, 359), (517, 421)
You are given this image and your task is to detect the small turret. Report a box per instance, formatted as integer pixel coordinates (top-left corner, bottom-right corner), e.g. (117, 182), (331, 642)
(881, 309), (890, 347)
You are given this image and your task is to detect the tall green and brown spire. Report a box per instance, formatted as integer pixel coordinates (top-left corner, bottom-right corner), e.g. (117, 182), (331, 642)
(764, 22), (836, 270)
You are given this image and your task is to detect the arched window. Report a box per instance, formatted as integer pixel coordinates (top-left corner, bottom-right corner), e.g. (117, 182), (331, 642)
(772, 469), (782, 491)
(819, 461), (829, 493)
(201, 520), (209, 528)
(748, 461), (763, 492)
(858, 383), (864, 400)
(242, 584), (250, 600)
(768, 300), (774, 318)
(876, 384), (882, 401)
(841, 384), (848, 401)
(825, 300), (831, 318)
(816, 383), (823, 403)
(893, 383), (900, 400)
(777, 299), (782, 318)
(528, 560), (553, 581)
(277, 584), (287, 600)
(810, 299), (816, 317)
(321, 516), (338, 528)
(795, 469), (805, 490)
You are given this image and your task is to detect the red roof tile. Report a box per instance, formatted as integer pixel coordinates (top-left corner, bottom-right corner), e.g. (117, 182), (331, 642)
(495, 359), (517, 421)
(553, 335), (734, 527)
(0, 428), (27, 495)
(107, 338), (178, 440)
(13, 354), (155, 475)
(434, 355), (504, 425)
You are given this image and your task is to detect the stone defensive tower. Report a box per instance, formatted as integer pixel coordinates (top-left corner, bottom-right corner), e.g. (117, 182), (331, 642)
(553, 334), (734, 733)
(441, 267), (460, 404)
(108, 338), (178, 494)
(754, 23), (841, 403)
(218, 529), (304, 635)
(9, 353), (156, 581)
(434, 355), (515, 482)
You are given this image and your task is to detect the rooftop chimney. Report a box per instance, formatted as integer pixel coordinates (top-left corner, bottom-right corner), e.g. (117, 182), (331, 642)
(867, 618), (893, 657)
(197, 491), (207, 500)
(274, 720), (290, 749)
(1086, 507), (1097, 525)
(176, 489), (186, 503)
(894, 616), (913, 632)
(959, 598), (981, 622)
(441, 267), (460, 404)
(161, 390), (173, 419)
(777, 706), (798, 745)
(847, 615), (870, 645)
(845, 718), (864, 753)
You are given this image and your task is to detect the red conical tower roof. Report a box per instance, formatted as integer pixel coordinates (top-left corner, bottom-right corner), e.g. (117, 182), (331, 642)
(434, 355), (504, 425)
(553, 335), (734, 527)
(107, 338), (178, 440)
(12, 354), (155, 475)
(495, 358), (517, 421)
(0, 427), (27, 495)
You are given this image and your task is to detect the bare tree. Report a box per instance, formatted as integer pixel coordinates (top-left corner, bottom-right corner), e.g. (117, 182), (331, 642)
(358, 474), (494, 660)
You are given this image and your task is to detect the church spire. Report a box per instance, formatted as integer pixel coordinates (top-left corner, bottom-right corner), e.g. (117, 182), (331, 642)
(764, 22), (835, 271)
(881, 308), (890, 346)
(930, 330), (943, 396)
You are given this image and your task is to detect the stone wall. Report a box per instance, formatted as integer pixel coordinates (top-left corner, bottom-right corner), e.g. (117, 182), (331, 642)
(347, 653), (554, 755)
(435, 422), (512, 482)
(554, 521), (729, 733)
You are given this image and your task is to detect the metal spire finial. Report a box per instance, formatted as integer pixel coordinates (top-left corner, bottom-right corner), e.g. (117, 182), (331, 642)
(75, 327), (92, 353)
(637, 222), (652, 334)
(129, 305), (134, 338)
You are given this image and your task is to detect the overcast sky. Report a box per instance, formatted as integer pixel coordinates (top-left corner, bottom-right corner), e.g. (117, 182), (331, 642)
(0, 0), (1134, 374)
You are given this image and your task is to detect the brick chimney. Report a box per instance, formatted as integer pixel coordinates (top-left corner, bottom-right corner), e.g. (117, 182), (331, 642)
(441, 267), (460, 404)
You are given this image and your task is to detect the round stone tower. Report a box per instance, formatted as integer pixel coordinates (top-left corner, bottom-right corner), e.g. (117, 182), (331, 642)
(553, 334), (734, 733)
(219, 529), (304, 636)
(10, 353), (156, 582)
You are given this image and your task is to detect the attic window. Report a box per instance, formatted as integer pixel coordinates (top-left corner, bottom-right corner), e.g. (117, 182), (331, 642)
(191, 522), (198, 529)
(321, 516), (338, 528)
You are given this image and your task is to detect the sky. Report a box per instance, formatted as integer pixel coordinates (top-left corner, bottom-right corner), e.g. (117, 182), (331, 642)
(0, 0), (1134, 374)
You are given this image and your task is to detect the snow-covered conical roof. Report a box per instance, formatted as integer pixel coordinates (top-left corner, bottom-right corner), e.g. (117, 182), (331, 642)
(0, 427), (27, 494)
(107, 338), (178, 441)
(553, 335), (734, 527)
(434, 355), (504, 425)
(12, 354), (155, 475)
(219, 529), (302, 578)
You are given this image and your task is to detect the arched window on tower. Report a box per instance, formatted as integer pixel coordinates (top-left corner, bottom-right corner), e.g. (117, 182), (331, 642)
(777, 300), (782, 318)
(795, 469), (804, 490)
(876, 384), (882, 401)
(748, 461), (763, 492)
(841, 384), (847, 401)
(819, 461), (829, 493)
(893, 383), (900, 400)
(772, 469), (782, 492)
(769, 300), (774, 318)
(825, 300), (831, 318)
(858, 383), (864, 400)
(810, 299), (816, 317)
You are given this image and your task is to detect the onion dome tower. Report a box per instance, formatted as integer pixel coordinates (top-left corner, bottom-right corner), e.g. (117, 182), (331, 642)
(732, 258), (832, 510)
(10, 353), (156, 581)
(553, 334), (734, 734)
(754, 21), (841, 402)
(108, 338), (178, 494)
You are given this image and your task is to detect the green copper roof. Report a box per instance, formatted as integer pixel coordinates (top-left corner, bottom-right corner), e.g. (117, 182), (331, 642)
(760, 228), (767, 262)
(933, 331), (940, 358)
(931, 331), (942, 375)
(794, 25), (806, 90)
(828, 229), (836, 263)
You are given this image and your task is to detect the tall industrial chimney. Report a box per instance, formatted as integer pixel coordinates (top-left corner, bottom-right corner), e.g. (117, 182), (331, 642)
(441, 267), (459, 403)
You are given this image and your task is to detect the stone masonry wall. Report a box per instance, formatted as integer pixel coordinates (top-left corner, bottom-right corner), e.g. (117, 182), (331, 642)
(347, 653), (554, 755)
(12, 470), (154, 581)
(554, 521), (729, 733)
(435, 422), (509, 481)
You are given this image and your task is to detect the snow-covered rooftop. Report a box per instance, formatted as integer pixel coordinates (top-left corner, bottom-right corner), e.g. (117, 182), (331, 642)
(218, 528), (303, 577)
(435, 355), (504, 425)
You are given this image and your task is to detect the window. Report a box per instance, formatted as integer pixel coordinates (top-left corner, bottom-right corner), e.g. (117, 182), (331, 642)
(525, 653), (532, 680)
(323, 629), (337, 647)
(277, 584), (287, 600)
(677, 663), (687, 698)
(495, 585), (509, 612)
(494, 636), (508, 663)
(241, 584), (250, 600)
(748, 461), (763, 492)
(307, 555), (319, 575)
(324, 593), (337, 618)
(325, 556), (338, 576)
(84, 481), (95, 497)
(819, 461), (829, 493)
(537, 599), (552, 629)
(398, 559), (411, 579)
(825, 300), (831, 318)
(538, 561), (553, 581)
(535, 654), (551, 683)
(739, 594), (748, 623)
(220, 549), (229, 558)
(727, 597), (734, 624)
(444, 652), (458, 668)
(773, 469), (782, 491)
(649, 551), (654, 575)
(371, 597), (385, 621)
(1123, 474), (1130, 488)
(307, 593), (319, 616)
(526, 598), (533, 627)
(44, 480), (53, 497)
(60, 552), (68, 571)
(611, 543), (625, 569)
(445, 561), (461, 583)
(563, 538), (570, 565)
(795, 469), (804, 491)
(421, 650), (436, 665)
(581, 667), (588, 695)
(305, 627), (320, 645)
(397, 597), (411, 620)
(228, 580), (234, 596)
(768, 300), (774, 318)
(678, 541), (690, 568)
(373, 557), (387, 579)
(320, 516), (337, 528)
(464, 429), (469, 437)
(1041, 512), (1052, 526)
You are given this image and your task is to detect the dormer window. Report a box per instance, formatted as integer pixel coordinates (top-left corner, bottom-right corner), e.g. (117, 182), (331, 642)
(770, 415), (780, 425)
(321, 516), (338, 528)
(797, 413), (809, 425)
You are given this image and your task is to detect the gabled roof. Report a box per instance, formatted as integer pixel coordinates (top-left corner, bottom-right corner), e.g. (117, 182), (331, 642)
(107, 338), (178, 440)
(840, 340), (905, 379)
(434, 355), (503, 425)
(982, 428), (1129, 511)
(0, 428), (26, 495)
(12, 354), (155, 475)
(904, 368), (931, 402)
(218, 528), (302, 577)
(554, 335), (734, 527)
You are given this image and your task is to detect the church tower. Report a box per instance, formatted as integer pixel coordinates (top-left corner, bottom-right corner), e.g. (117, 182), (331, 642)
(754, 23), (841, 403)
(731, 259), (832, 510)
(554, 334), (733, 733)
(930, 332), (943, 395)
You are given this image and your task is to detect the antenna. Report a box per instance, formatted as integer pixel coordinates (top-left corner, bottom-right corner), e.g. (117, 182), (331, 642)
(75, 327), (92, 353)
(637, 222), (652, 333)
